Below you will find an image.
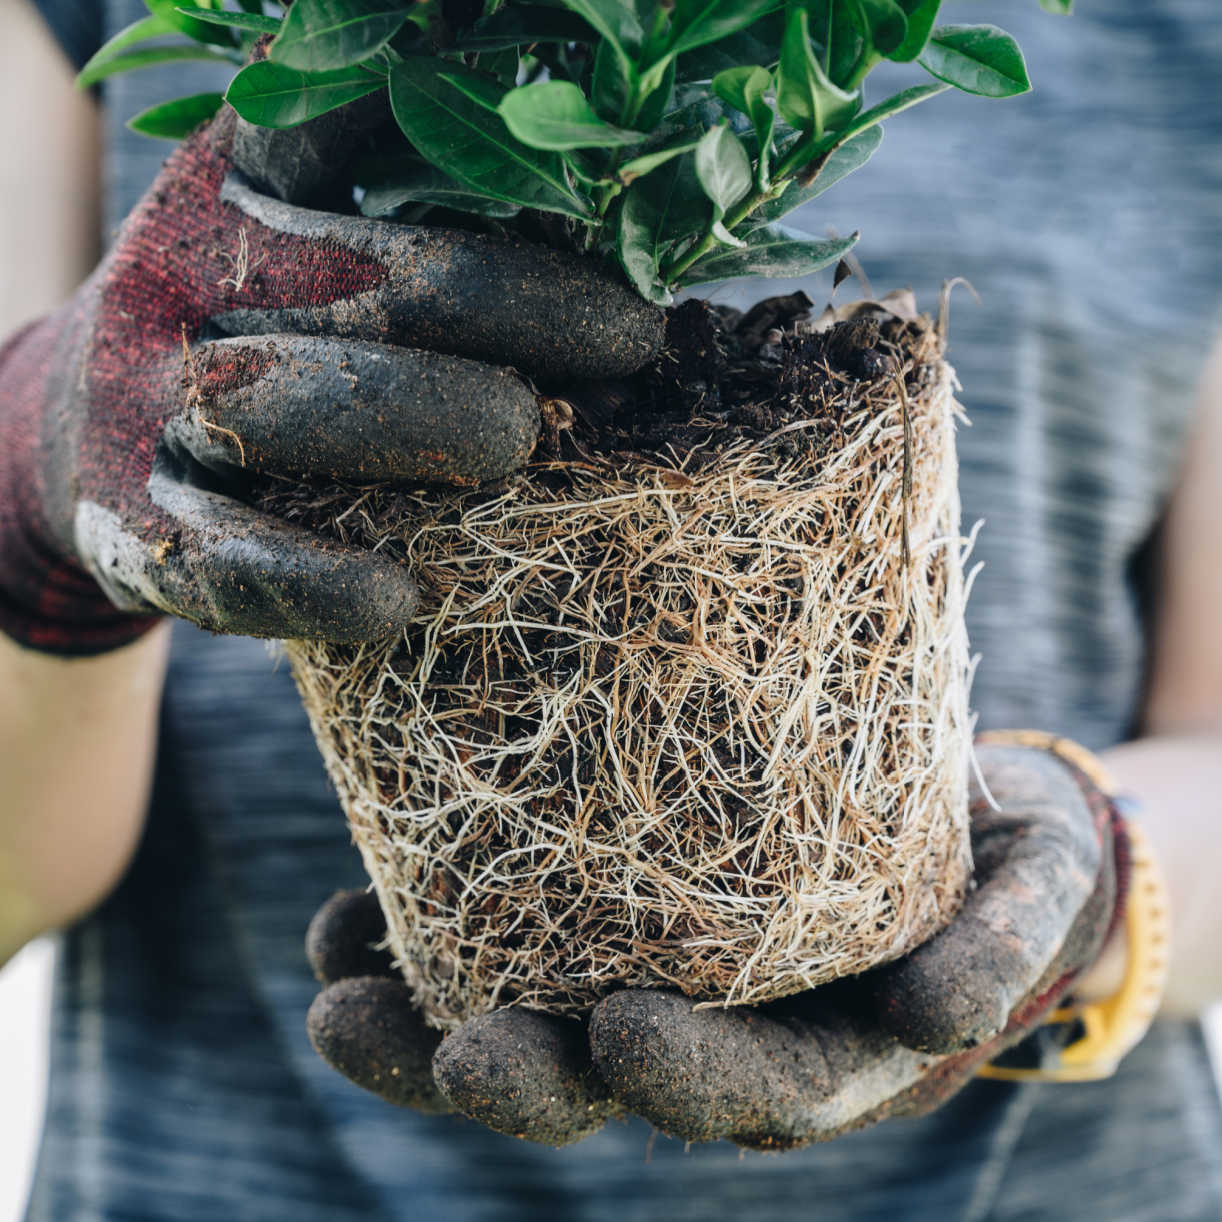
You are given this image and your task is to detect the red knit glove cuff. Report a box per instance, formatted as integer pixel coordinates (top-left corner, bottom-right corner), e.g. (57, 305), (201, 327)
(0, 317), (161, 656)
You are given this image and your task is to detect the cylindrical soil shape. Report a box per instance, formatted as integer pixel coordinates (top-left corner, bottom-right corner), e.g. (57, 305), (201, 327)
(280, 299), (973, 1031)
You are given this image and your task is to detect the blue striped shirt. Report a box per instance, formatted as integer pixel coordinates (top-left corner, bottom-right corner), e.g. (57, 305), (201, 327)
(24, 2), (1222, 1218)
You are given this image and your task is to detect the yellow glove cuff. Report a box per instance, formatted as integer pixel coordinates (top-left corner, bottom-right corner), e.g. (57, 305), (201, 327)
(976, 733), (1171, 1083)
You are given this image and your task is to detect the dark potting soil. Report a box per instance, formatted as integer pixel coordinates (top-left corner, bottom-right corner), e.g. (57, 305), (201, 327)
(534, 292), (931, 471)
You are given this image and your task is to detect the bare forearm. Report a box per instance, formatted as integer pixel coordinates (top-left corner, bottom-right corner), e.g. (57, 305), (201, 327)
(0, 625), (169, 965)
(0, 3), (164, 963)
(1090, 734), (1222, 1018)
(1088, 338), (1222, 1018)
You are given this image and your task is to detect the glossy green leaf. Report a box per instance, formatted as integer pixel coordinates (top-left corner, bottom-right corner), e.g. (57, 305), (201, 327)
(776, 7), (858, 138)
(389, 58), (591, 218)
(225, 60), (385, 127)
(694, 123), (752, 217)
(145, 0), (239, 47)
(802, 80), (946, 164)
(675, 11), (785, 82)
(749, 124), (882, 226)
(804, 0), (865, 86)
(590, 36), (638, 123)
(667, 0), (784, 59)
(1039, 0), (1072, 12)
(684, 223), (857, 284)
(456, 5), (595, 51)
(635, 57), (677, 128)
(270, 0), (410, 71)
(554, 0), (643, 58)
(711, 65), (774, 184)
(78, 40), (238, 90)
(616, 140), (702, 184)
(175, 7), (281, 35)
(357, 155), (521, 217)
(617, 187), (675, 304)
(889, 0), (940, 61)
(919, 24), (1031, 97)
(127, 91), (225, 139)
(710, 65), (767, 115)
(498, 80), (643, 150)
(858, 0), (908, 56)
(623, 147), (710, 253)
(77, 14), (171, 89)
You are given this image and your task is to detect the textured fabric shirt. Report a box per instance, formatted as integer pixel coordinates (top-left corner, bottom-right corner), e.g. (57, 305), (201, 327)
(22, 1), (1222, 1219)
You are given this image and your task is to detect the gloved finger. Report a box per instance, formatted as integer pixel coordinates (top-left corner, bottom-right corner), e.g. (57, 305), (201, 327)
(307, 976), (451, 1113)
(432, 1009), (615, 1147)
(871, 740), (1106, 1055)
(225, 93), (394, 208)
(77, 457), (417, 641)
(306, 889), (397, 985)
(212, 175), (664, 381)
(170, 335), (538, 486)
(589, 987), (933, 1151)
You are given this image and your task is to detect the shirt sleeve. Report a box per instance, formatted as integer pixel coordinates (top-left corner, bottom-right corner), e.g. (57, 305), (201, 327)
(29, 0), (104, 73)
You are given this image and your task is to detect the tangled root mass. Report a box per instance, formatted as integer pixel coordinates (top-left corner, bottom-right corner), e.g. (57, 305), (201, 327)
(270, 292), (973, 1031)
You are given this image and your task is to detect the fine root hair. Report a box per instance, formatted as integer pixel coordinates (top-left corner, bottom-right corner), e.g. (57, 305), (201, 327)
(275, 313), (973, 1030)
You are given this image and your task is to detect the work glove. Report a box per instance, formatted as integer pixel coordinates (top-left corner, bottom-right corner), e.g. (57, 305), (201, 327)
(0, 102), (661, 654)
(305, 887), (616, 1141)
(306, 732), (1125, 1148)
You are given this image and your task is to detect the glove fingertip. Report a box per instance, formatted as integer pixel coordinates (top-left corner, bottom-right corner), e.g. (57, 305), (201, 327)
(433, 1009), (612, 1147)
(228, 90), (392, 207)
(141, 464), (421, 643)
(588, 991), (745, 1146)
(872, 945), (1010, 1055)
(307, 977), (449, 1112)
(306, 888), (396, 985)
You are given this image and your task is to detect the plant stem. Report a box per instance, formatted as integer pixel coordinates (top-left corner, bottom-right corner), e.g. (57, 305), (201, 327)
(658, 133), (839, 286)
(842, 51), (880, 94)
(583, 147), (629, 249)
(579, 64), (659, 251)
(772, 135), (819, 184)
(659, 181), (772, 283)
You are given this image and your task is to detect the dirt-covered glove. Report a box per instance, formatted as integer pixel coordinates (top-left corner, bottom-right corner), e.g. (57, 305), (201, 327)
(584, 732), (1124, 1149)
(306, 733), (1126, 1148)
(0, 103), (661, 655)
(305, 889), (617, 1142)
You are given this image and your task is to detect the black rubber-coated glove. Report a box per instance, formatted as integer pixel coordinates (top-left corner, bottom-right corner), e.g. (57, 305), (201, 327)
(307, 733), (1123, 1148)
(305, 889), (617, 1142)
(0, 99), (661, 654)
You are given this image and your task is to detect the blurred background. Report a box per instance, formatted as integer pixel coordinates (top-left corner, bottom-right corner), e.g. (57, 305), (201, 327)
(1, 942), (55, 1222)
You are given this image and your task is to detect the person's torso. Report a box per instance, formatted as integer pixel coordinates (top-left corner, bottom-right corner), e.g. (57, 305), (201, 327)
(25, 2), (1222, 1219)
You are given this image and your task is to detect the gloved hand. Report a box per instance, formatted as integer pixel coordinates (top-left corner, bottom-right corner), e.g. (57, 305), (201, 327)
(305, 888), (619, 1143)
(0, 101), (661, 654)
(306, 732), (1125, 1148)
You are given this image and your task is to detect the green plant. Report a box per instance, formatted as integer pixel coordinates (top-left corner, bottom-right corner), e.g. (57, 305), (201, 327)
(81, 0), (1066, 302)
